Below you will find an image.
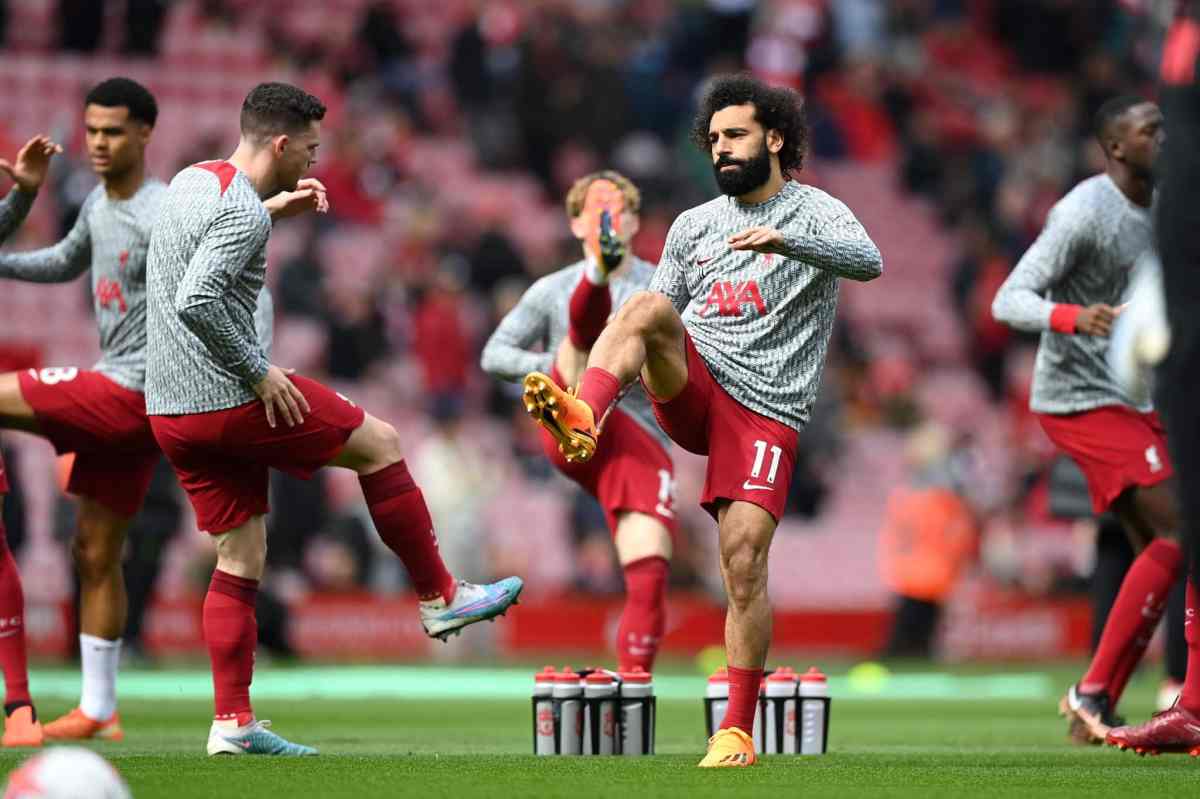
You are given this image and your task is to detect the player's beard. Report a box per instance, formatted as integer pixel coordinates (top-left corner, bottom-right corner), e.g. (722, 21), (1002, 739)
(713, 142), (772, 197)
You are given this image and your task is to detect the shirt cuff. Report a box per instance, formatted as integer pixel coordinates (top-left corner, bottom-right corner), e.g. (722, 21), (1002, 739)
(1049, 304), (1083, 334)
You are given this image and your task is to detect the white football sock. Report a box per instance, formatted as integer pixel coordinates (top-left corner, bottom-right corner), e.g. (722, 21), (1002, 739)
(79, 634), (121, 721)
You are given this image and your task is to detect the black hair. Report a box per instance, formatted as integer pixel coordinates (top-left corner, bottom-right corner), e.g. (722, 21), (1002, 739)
(1093, 95), (1147, 146)
(691, 73), (808, 174)
(240, 82), (326, 141)
(85, 77), (158, 127)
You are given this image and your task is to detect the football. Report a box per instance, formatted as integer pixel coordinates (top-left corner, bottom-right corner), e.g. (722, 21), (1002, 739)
(3, 747), (131, 799)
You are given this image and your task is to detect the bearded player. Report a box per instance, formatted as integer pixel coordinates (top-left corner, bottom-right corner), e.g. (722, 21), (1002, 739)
(144, 82), (522, 756)
(992, 96), (1180, 744)
(523, 74), (881, 767)
(483, 170), (675, 673)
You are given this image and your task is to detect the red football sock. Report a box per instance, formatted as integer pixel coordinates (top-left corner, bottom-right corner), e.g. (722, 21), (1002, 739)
(0, 522), (29, 709)
(360, 461), (456, 603)
(204, 570), (258, 726)
(1178, 580), (1200, 714)
(719, 665), (762, 733)
(567, 276), (612, 351)
(1080, 539), (1182, 700)
(617, 556), (669, 672)
(577, 367), (622, 420)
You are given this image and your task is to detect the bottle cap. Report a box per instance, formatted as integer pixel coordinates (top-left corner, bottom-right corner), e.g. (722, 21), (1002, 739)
(557, 667), (580, 682)
(800, 666), (827, 683)
(619, 666), (652, 683)
(585, 672), (616, 685)
(535, 666), (557, 684)
(768, 667), (798, 682)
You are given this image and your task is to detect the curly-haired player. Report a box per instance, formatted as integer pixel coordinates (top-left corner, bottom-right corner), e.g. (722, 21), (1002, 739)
(522, 73), (882, 767)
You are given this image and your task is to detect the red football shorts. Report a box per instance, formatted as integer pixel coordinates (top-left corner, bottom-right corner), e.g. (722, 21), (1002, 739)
(540, 404), (678, 538)
(150, 375), (365, 534)
(644, 333), (799, 522)
(1037, 405), (1173, 514)
(18, 367), (159, 517)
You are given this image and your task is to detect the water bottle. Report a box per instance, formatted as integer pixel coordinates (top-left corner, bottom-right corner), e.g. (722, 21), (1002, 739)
(798, 667), (830, 755)
(752, 675), (766, 753)
(583, 671), (619, 755)
(764, 667), (798, 754)
(703, 667), (729, 738)
(619, 667), (655, 756)
(532, 666), (557, 755)
(554, 667), (583, 755)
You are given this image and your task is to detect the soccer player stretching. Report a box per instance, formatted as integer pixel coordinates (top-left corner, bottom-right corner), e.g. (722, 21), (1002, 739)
(0, 133), (62, 747)
(992, 97), (1179, 744)
(144, 83), (522, 756)
(483, 170), (675, 672)
(524, 74), (881, 767)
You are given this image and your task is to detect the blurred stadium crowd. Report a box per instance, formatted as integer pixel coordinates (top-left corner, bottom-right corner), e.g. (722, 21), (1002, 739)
(0, 0), (1180, 655)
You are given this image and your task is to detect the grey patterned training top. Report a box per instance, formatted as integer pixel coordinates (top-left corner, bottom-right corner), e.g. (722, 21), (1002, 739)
(0, 181), (165, 390)
(992, 174), (1154, 415)
(480, 256), (668, 449)
(649, 180), (882, 431)
(145, 161), (272, 415)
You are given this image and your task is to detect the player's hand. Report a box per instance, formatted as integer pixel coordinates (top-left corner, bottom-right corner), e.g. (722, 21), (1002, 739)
(0, 135), (63, 193)
(264, 178), (329, 220)
(598, 210), (625, 272)
(1075, 303), (1121, 337)
(253, 365), (311, 428)
(728, 226), (785, 254)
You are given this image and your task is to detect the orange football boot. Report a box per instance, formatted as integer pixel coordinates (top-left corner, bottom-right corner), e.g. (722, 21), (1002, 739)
(522, 372), (598, 463)
(43, 707), (124, 742)
(698, 727), (757, 768)
(2, 705), (43, 747)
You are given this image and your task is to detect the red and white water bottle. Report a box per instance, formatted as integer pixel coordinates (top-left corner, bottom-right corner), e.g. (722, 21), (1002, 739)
(619, 667), (655, 756)
(532, 666), (557, 755)
(764, 667), (799, 754)
(554, 667), (583, 755)
(798, 667), (830, 755)
(583, 671), (619, 755)
(703, 667), (729, 738)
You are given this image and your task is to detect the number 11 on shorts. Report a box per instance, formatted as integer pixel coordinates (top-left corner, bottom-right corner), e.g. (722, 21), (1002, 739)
(749, 439), (782, 486)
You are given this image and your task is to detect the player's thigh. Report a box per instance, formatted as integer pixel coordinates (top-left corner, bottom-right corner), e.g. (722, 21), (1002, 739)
(74, 497), (134, 561)
(639, 312), (689, 403)
(1122, 479), (1181, 541)
(68, 450), (156, 521)
(614, 512), (673, 564)
(0, 371), (38, 430)
(554, 338), (589, 388)
(330, 411), (399, 472)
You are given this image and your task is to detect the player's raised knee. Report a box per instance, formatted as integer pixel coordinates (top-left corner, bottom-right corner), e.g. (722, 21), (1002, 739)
(617, 291), (680, 337)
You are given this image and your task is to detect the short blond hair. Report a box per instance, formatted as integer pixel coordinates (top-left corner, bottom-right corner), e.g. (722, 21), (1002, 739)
(564, 170), (641, 219)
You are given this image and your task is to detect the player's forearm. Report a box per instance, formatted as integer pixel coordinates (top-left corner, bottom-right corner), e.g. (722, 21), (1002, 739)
(480, 339), (554, 382)
(778, 234), (883, 281)
(990, 280), (1061, 333)
(0, 188), (35, 243)
(0, 244), (89, 283)
(176, 299), (271, 385)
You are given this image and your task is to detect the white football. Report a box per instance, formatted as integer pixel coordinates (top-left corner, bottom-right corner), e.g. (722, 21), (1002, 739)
(3, 747), (130, 799)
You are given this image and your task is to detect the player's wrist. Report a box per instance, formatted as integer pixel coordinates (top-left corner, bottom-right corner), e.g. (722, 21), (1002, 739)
(1050, 303), (1083, 334)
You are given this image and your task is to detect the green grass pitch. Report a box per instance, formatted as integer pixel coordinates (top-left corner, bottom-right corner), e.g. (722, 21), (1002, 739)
(2, 664), (1198, 798)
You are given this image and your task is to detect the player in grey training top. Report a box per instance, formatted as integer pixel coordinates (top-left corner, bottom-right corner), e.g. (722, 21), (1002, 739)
(523, 75), (880, 768)
(993, 96), (1183, 746)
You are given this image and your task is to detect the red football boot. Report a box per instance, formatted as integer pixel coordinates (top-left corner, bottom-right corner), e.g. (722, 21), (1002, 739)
(1106, 704), (1200, 756)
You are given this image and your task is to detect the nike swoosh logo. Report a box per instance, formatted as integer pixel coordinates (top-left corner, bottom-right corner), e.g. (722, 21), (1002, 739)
(1186, 723), (1200, 735)
(696, 257), (714, 266)
(224, 737), (253, 750)
(742, 481), (774, 492)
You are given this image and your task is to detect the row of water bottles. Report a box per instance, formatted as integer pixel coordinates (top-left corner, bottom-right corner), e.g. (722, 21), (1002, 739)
(532, 666), (655, 756)
(705, 666), (830, 755)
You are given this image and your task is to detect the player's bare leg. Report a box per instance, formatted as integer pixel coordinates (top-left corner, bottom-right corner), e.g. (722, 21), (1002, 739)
(526, 291), (688, 462)
(44, 500), (131, 742)
(613, 512), (672, 672)
(698, 499), (775, 767)
(330, 412), (522, 640)
(0, 373), (41, 434)
(1062, 481), (1182, 743)
(0, 494), (42, 748)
